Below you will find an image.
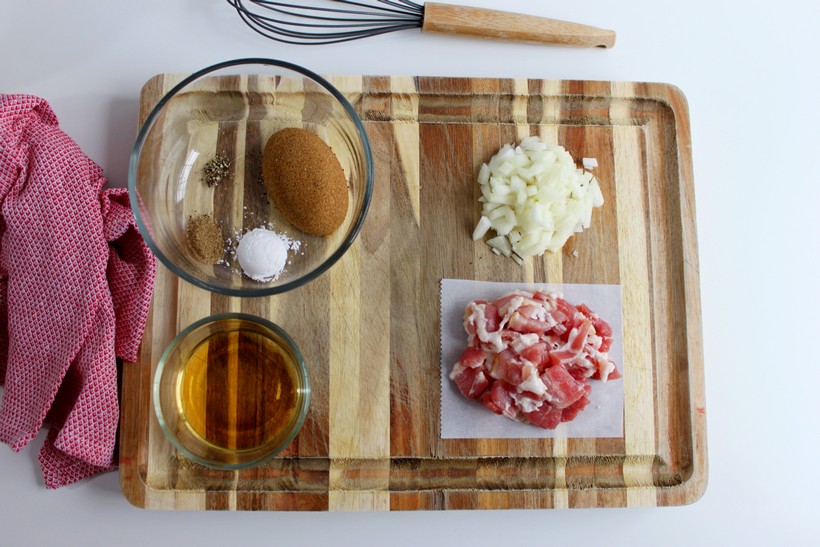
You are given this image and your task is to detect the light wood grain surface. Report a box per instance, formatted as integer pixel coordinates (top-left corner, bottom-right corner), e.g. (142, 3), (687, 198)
(119, 74), (706, 510)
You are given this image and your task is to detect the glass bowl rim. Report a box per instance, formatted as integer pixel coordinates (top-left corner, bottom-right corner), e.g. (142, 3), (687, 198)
(128, 57), (374, 297)
(152, 312), (311, 470)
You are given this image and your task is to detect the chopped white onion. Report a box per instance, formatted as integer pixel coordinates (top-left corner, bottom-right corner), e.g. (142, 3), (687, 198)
(473, 138), (604, 259)
(487, 235), (512, 257)
(582, 157), (598, 169)
(472, 215), (492, 240)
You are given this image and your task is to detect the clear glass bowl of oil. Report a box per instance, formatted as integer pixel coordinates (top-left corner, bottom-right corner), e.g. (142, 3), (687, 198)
(153, 313), (310, 469)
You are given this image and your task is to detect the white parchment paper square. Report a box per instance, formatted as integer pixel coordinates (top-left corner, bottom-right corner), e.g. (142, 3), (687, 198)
(440, 279), (624, 439)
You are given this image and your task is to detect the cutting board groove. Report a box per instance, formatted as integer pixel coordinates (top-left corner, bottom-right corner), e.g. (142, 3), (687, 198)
(119, 75), (706, 510)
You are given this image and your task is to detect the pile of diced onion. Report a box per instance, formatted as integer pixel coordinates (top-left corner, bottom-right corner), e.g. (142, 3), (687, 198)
(472, 136), (604, 261)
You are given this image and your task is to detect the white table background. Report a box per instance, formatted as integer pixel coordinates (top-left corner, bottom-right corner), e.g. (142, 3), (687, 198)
(2, 1), (819, 545)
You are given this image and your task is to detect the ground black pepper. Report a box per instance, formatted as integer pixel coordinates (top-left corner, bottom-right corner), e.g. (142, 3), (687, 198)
(202, 154), (231, 187)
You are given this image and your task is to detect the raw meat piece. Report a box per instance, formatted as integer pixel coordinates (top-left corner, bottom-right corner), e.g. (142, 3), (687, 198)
(561, 385), (593, 422)
(451, 348), (490, 398)
(479, 381), (518, 419)
(519, 342), (550, 372)
(453, 366), (489, 399)
(541, 365), (587, 409)
(524, 404), (563, 429)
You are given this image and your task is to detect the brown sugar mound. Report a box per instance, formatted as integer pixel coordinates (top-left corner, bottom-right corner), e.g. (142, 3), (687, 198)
(262, 127), (348, 236)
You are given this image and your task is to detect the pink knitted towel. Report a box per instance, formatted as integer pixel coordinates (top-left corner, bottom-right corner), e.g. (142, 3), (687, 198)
(0, 94), (156, 488)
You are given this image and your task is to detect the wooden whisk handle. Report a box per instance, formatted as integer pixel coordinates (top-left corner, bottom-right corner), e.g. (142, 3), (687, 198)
(421, 2), (616, 48)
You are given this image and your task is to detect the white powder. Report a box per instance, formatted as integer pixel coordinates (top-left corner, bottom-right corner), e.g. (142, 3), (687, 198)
(236, 227), (300, 282)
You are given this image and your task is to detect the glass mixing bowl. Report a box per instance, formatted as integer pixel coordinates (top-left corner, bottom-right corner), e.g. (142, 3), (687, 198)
(129, 58), (373, 296)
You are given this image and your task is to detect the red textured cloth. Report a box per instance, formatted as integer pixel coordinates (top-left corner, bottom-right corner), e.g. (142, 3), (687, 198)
(0, 94), (156, 488)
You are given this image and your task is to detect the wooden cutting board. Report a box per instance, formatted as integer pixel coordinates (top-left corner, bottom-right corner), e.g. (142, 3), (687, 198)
(119, 74), (706, 510)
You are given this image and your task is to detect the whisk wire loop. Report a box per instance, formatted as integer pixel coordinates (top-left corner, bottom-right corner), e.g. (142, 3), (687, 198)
(238, 3), (419, 27)
(228, 0), (425, 45)
(251, 0), (422, 19)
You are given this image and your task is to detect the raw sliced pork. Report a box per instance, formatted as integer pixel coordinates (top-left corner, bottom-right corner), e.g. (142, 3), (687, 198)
(449, 290), (619, 429)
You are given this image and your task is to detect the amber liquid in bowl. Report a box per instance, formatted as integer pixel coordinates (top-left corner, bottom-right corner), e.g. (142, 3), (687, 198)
(177, 329), (299, 452)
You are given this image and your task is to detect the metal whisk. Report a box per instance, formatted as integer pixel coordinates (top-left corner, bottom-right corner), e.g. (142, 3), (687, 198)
(227, 0), (616, 48)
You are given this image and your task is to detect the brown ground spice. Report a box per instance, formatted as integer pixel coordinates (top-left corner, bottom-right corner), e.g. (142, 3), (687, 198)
(261, 127), (348, 236)
(186, 214), (224, 263)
